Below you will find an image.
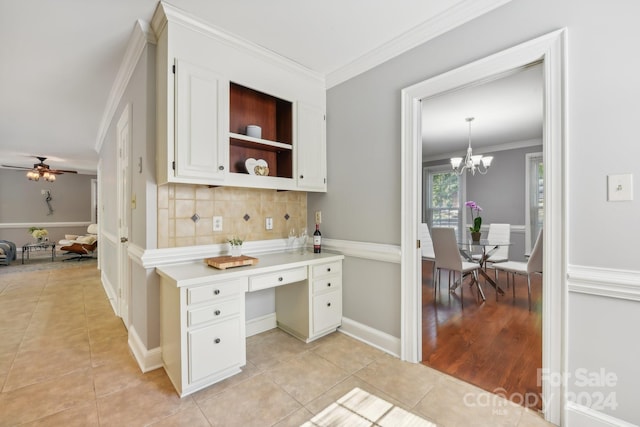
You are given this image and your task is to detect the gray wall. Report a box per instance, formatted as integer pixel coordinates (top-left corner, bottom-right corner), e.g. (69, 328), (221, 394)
(309, 0), (640, 423)
(0, 168), (96, 245)
(424, 144), (543, 261)
(99, 43), (158, 348)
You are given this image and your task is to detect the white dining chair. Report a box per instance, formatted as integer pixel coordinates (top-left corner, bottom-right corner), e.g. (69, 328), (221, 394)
(493, 229), (543, 311)
(420, 223), (437, 287)
(432, 227), (484, 303)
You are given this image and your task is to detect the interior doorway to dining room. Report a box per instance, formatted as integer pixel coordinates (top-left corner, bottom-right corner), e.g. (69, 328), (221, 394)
(419, 62), (545, 410)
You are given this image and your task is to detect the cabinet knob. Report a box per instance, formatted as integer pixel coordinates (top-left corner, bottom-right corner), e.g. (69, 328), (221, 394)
(214, 310), (221, 316)
(300, 175), (304, 179)
(327, 302), (331, 307)
(327, 283), (331, 287)
(219, 165), (224, 171)
(278, 277), (283, 282)
(327, 268), (331, 272)
(214, 338), (221, 344)
(214, 289), (220, 295)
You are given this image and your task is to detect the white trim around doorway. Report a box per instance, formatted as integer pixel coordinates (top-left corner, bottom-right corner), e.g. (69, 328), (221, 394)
(400, 29), (567, 425)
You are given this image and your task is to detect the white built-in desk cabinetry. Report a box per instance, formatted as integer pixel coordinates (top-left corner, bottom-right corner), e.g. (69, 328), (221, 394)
(156, 251), (344, 397)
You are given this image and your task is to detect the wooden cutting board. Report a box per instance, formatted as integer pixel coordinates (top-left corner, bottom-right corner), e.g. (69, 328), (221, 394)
(205, 255), (259, 270)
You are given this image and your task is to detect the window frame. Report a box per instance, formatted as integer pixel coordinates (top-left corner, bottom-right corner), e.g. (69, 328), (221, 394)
(525, 152), (544, 252)
(423, 164), (466, 240)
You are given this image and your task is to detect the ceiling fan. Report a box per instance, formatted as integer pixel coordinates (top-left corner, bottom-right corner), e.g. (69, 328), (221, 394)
(2, 156), (78, 182)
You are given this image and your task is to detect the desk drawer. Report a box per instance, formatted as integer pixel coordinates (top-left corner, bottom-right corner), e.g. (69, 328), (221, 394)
(312, 277), (342, 295)
(188, 297), (241, 327)
(249, 266), (307, 292)
(312, 261), (342, 278)
(187, 278), (246, 306)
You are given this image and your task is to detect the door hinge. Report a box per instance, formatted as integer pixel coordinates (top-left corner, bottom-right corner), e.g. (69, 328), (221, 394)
(417, 239), (421, 249)
(172, 161), (175, 170)
(324, 178), (326, 184)
(172, 64), (175, 74)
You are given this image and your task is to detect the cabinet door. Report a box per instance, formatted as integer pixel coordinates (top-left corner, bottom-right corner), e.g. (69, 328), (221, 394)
(188, 316), (243, 383)
(175, 59), (228, 181)
(312, 290), (342, 335)
(296, 102), (326, 192)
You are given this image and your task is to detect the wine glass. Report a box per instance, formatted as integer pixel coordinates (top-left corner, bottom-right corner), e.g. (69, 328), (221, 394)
(299, 228), (308, 254)
(288, 228), (297, 251)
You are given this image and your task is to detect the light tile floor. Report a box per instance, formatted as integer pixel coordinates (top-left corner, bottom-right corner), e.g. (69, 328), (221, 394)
(0, 264), (553, 427)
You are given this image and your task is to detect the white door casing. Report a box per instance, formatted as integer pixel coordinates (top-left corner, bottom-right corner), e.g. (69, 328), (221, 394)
(400, 30), (567, 424)
(117, 104), (132, 328)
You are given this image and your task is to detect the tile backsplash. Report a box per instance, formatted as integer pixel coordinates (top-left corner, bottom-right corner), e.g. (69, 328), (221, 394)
(158, 184), (307, 248)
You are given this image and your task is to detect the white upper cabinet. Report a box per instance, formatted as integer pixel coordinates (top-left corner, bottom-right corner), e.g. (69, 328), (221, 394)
(152, 3), (326, 192)
(174, 59), (228, 182)
(296, 102), (327, 192)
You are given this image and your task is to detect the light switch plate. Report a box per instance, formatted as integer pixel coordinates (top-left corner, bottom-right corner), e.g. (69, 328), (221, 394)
(315, 211), (322, 224)
(607, 174), (633, 201)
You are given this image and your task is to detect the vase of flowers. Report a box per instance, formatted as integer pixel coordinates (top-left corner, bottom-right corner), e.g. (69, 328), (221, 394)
(465, 201), (483, 242)
(228, 236), (244, 257)
(28, 226), (48, 242)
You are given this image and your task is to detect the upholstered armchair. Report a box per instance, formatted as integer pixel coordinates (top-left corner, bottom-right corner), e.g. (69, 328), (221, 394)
(0, 240), (17, 266)
(59, 224), (98, 261)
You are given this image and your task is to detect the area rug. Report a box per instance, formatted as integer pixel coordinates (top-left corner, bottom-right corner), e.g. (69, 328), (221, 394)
(0, 252), (96, 275)
(302, 387), (436, 427)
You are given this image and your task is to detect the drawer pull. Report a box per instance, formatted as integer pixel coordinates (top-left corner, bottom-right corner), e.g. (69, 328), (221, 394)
(214, 310), (221, 316)
(214, 338), (221, 344)
(327, 302), (331, 307)
(213, 289), (220, 295)
(278, 277), (284, 282)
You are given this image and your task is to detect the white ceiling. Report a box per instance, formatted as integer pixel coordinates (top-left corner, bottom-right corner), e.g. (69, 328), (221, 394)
(422, 62), (543, 160)
(0, 0), (510, 173)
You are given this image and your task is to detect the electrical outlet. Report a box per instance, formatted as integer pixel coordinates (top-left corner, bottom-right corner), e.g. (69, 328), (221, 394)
(315, 211), (322, 224)
(213, 216), (223, 231)
(265, 217), (273, 230)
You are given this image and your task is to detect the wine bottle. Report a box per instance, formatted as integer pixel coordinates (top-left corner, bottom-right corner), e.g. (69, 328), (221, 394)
(313, 224), (322, 253)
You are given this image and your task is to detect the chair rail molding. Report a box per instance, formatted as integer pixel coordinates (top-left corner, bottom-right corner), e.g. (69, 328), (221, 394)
(0, 221), (92, 229)
(567, 265), (640, 302)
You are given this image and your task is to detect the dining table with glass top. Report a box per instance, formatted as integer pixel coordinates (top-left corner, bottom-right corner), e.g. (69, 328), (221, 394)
(455, 238), (512, 298)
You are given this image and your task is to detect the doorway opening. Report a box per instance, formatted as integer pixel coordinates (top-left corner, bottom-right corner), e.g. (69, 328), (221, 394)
(420, 62), (544, 411)
(400, 30), (566, 424)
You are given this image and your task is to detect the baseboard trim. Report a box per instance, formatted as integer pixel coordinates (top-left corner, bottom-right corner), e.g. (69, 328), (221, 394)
(246, 313), (277, 337)
(128, 325), (163, 373)
(100, 271), (118, 315)
(339, 317), (401, 357)
(566, 401), (637, 427)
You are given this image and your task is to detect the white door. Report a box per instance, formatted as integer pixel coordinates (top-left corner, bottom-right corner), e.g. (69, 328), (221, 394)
(296, 102), (326, 191)
(117, 104), (132, 328)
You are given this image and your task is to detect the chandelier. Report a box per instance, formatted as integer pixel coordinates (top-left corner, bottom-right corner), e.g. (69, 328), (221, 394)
(450, 117), (493, 175)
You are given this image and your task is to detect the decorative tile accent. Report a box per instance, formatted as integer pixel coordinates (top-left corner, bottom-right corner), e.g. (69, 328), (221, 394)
(191, 213), (200, 223)
(284, 213), (290, 220)
(243, 214), (250, 221)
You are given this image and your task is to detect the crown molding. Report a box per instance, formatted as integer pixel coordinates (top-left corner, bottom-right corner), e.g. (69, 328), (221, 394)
(326, 0), (512, 88)
(94, 20), (156, 155)
(152, 1), (324, 85)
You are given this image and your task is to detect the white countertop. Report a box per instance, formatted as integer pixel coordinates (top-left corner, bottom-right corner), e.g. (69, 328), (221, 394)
(156, 250), (344, 287)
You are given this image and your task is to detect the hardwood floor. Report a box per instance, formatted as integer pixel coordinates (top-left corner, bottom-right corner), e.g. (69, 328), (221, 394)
(420, 260), (543, 411)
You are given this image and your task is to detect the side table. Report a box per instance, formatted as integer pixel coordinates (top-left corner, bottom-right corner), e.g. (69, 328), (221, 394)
(22, 242), (56, 264)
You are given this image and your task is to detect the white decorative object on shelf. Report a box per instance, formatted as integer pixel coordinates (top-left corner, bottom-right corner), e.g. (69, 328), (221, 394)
(245, 158), (269, 176)
(246, 125), (262, 139)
